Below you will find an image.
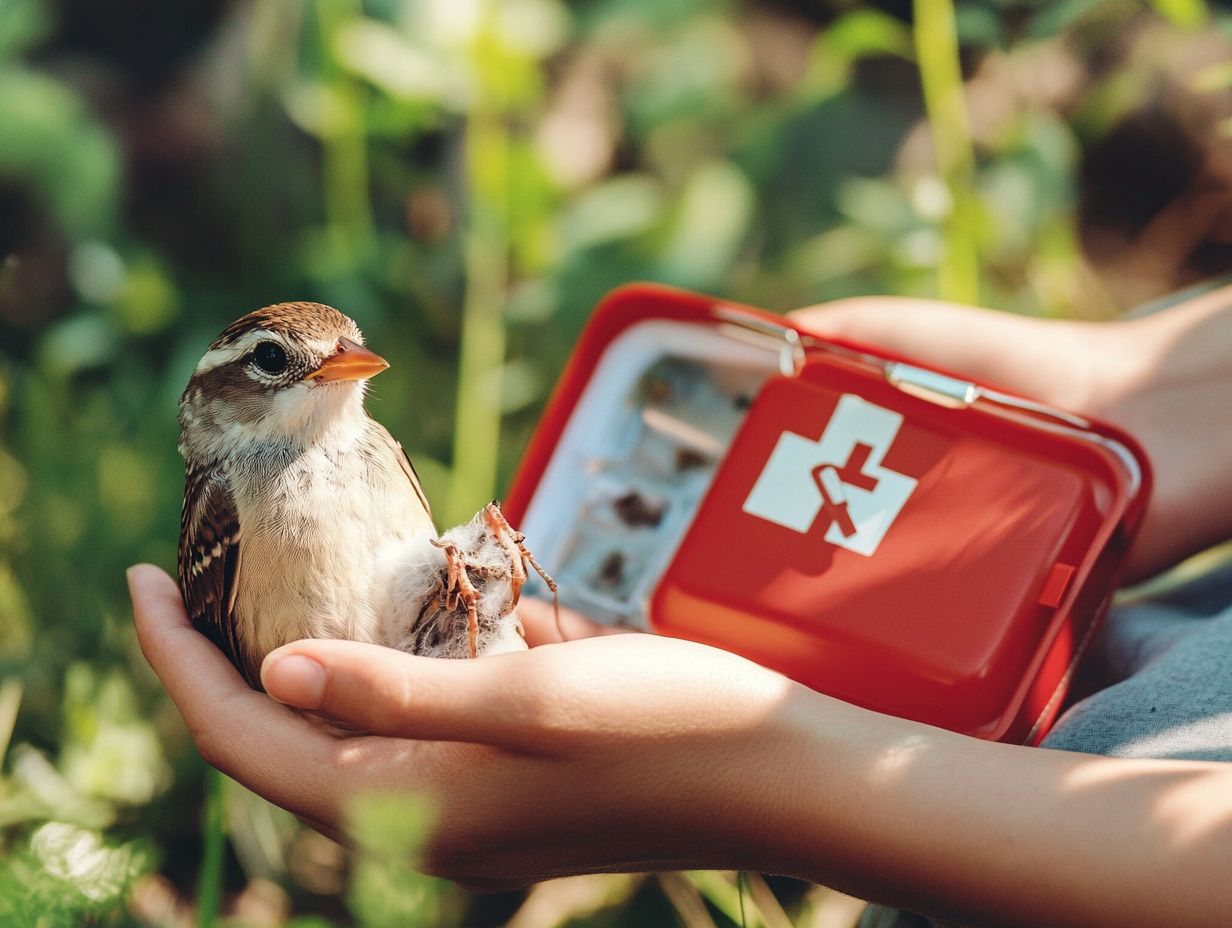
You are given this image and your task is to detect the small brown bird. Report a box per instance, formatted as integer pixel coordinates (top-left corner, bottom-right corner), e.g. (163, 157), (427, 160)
(177, 302), (549, 687)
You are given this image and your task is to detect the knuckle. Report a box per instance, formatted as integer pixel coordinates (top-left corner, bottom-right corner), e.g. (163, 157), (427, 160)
(183, 691), (246, 774)
(189, 724), (231, 774)
(419, 832), (498, 887)
(356, 657), (418, 725)
(392, 662), (419, 715)
(417, 848), (453, 880)
(419, 829), (467, 881)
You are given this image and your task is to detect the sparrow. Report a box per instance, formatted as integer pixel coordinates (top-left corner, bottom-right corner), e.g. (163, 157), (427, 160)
(177, 301), (551, 688)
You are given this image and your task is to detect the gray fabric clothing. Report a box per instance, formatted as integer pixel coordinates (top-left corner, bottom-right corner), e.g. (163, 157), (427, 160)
(1040, 562), (1232, 761)
(858, 561), (1232, 928)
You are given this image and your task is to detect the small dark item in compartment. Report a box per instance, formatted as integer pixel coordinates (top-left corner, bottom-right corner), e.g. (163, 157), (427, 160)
(675, 448), (710, 472)
(597, 551), (626, 589)
(613, 491), (667, 527)
(642, 375), (673, 405)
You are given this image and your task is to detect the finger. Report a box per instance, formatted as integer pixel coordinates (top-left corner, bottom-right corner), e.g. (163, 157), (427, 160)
(129, 563), (245, 707)
(790, 296), (983, 351)
(262, 639), (560, 752)
(518, 596), (631, 646)
(794, 297), (1107, 412)
(789, 297), (1067, 389)
(127, 564), (339, 819)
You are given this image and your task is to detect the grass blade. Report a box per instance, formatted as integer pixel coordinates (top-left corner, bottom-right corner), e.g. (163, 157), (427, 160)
(196, 768), (227, 928)
(913, 0), (980, 304)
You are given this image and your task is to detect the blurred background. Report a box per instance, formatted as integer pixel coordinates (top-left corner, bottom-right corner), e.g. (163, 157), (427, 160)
(2, 0), (1231, 924)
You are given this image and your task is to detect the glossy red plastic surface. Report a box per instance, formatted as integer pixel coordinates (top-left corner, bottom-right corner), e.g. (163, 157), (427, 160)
(506, 284), (1151, 743)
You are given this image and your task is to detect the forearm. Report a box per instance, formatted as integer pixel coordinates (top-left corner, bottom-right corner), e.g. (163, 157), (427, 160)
(747, 687), (1232, 927)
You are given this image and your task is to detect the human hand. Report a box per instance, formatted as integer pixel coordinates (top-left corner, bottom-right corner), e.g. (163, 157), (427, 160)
(791, 296), (1125, 428)
(131, 561), (1232, 925)
(792, 293), (1232, 579)
(128, 563), (812, 889)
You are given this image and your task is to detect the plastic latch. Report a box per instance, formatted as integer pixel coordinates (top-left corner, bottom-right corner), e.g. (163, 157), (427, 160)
(885, 363), (978, 408)
(1038, 563), (1076, 608)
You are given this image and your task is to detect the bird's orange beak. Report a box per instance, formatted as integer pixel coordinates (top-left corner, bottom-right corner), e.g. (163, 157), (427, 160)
(304, 337), (390, 383)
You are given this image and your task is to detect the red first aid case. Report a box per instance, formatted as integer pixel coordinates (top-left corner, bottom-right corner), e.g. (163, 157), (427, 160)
(505, 284), (1150, 744)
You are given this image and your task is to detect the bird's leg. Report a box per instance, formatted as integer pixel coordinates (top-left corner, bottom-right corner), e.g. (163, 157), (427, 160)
(483, 502), (527, 611)
(522, 543), (562, 640)
(518, 537), (558, 601)
(483, 501), (563, 641)
(429, 539), (481, 658)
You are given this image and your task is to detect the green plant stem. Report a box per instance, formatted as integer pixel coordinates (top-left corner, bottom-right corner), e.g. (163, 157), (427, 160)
(322, 87), (375, 258)
(0, 679), (22, 765)
(686, 870), (765, 927)
(913, 0), (979, 304)
(196, 768), (226, 928)
(316, 0), (375, 261)
(447, 15), (510, 525)
(737, 870), (748, 928)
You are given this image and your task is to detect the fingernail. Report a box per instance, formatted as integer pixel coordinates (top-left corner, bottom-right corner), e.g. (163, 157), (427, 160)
(263, 655), (326, 709)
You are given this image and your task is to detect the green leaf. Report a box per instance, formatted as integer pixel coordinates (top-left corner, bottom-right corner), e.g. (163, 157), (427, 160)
(346, 793), (459, 928)
(1149, 0), (1207, 28)
(824, 9), (914, 61)
(0, 69), (121, 239)
(659, 159), (755, 289)
(0, 0), (53, 58)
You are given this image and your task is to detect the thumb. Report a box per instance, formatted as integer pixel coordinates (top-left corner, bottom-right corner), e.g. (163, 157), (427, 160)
(261, 639), (548, 751)
(789, 296), (1080, 397)
(790, 296), (999, 365)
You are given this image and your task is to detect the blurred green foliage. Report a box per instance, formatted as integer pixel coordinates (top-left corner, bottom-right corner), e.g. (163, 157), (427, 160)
(1, 0), (1230, 924)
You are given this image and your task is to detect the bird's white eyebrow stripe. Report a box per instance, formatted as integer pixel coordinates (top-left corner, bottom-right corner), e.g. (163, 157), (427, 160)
(194, 330), (277, 373)
(194, 330), (345, 375)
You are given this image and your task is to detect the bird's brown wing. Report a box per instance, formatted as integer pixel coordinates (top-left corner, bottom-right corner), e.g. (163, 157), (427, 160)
(382, 423), (436, 535)
(178, 466), (254, 685)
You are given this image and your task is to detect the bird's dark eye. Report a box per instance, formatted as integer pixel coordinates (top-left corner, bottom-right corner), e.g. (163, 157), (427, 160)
(251, 341), (288, 374)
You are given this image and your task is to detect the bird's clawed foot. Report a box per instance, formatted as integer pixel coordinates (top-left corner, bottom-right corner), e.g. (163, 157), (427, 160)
(482, 501), (561, 637)
(429, 539), (482, 658)
(428, 502), (561, 659)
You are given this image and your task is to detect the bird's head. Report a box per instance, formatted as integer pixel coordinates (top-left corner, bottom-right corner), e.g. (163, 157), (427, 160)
(179, 302), (389, 465)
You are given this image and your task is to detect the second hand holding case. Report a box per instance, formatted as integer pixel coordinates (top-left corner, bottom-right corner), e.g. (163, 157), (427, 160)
(506, 284), (1150, 744)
